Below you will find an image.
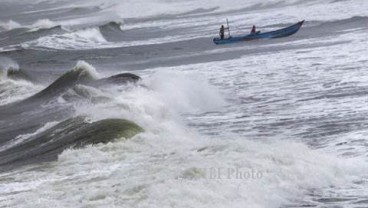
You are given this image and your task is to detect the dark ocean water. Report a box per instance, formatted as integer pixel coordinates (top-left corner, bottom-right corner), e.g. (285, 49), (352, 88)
(1, 0), (368, 207)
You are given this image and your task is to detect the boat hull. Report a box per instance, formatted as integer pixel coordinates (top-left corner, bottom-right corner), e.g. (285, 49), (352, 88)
(213, 20), (304, 45)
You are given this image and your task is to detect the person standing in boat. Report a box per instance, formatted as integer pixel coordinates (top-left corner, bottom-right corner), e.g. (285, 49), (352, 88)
(251, 25), (257, 34)
(219, 25), (228, 39)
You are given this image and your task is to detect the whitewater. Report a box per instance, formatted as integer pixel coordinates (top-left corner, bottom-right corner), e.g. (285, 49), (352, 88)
(1, 0), (368, 207)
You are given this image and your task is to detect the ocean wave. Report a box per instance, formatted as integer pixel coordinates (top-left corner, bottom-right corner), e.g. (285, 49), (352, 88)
(0, 0), (368, 207)
(28, 19), (59, 32)
(99, 21), (124, 32)
(316, 15), (368, 28)
(99, 21), (124, 41)
(23, 27), (108, 50)
(0, 56), (19, 79)
(1, 56), (367, 207)
(0, 79), (41, 106)
(2, 117), (367, 207)
(0, 121), (59, 152)
(30, 61), (140, 101)
(107, 0), (300, 19)
(34, 60), (99, 98)
(0, 57), (40, 105)
(0, 60), (227, 171)
(0, 60), (145, 170)
(0, 20), (21, 31)
(0, 24), (66, 52)
(0, 116), (143, 168)
(1, 21), (124, 51)
(0, 19), (60, 32)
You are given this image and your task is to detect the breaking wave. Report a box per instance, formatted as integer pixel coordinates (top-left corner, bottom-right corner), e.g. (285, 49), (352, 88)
(99, 21), (124, 42)
(23, 28), (108, 50)
(0, 60), (145, 170)
(0, 19), (59, 32)
(0, 56), (40, 105)
(0, 20), (21, 31)
(29, 19), (59, 32)
(0, 56), (19, 79)
(0, 51), (367, 208)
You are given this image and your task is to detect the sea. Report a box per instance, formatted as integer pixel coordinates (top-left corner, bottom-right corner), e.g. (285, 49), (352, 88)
(1, 0), (368, 207)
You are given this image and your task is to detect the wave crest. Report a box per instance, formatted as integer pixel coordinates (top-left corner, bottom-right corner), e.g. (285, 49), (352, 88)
(29, 19), (58, 32)
(0, 116), (143, 167)
(0, 20), (21, 31)
(23, 28), (107, 50)
(0, 56), (19, 80)
(32, 60), (98, 99)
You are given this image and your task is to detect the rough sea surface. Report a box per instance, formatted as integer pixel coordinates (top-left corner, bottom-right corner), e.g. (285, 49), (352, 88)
(1, 0), (368, 207)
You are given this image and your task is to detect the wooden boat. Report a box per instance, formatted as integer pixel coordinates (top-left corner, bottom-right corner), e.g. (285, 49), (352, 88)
(213, 20), (304, 45)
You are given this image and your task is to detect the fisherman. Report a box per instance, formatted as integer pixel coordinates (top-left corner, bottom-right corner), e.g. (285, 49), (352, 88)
(251, 25), (257, 34)
(219, 25), (225, 39)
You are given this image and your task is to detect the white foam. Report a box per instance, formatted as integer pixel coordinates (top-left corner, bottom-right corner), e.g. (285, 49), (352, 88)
(90, 0), (366, 24)
(0, 56), (19, 80)
(0, 79), (41, 106)
(1, 125), (367, 208)
(73, 60), (99, 78)
(0, 19), (58, 32)
(0, 57), (41, 105)
(144, 71), (227, 114)
(71, 69), (227, 131)
(23, 28), (108, 50)
(0, 20), (21, 31)
(103, 0), (295, 19)
(28, 19), (58, 31)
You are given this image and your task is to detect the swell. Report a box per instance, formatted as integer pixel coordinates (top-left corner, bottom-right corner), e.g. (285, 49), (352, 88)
(30, 63), (140, 100)
(30, 61), (98, 100)
(309, 16), (368, 29)
(0, 61), (143, 170)
(0, 116), (143, 170)
(259, 16), (368, 41)
(0, 56), (32, 83)
(4, 68), (33, 82)
(0, 62), (140, 139)
(264, 16), (368, 29)
(0, 61), (140, 114)
(0, 61), (98, 121)
(0, 69), (37, 106)
(0, 25), (65, 48)
(99, 21), (124, 42)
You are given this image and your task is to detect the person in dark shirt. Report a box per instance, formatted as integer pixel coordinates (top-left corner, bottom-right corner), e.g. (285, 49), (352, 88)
(251, 25), (256, 34)
(219, 25), (225, 39)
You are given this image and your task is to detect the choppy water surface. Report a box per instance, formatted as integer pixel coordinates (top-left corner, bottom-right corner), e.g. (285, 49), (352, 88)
(1, 0), (368, 207)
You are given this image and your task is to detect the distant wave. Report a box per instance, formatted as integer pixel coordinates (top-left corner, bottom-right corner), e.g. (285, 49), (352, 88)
(0, 20), (21, 31)
(0, 57), (41, 105)
(0, 24), (66, 52)
(314, 16), (368, 28)
(28, 19), (59, 32)
(0, 78), (40, 106)
(0, 56), (19, 79)
(0, 19), (60, 32)
(22, 27), (108, 50)
(1, 21), (122, 50)
(263, 16), (367, 29)
(99, 21), (124, 32)
(0, 57), (34, 82)
(99, 21), (124, 41)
